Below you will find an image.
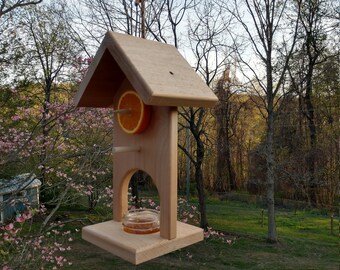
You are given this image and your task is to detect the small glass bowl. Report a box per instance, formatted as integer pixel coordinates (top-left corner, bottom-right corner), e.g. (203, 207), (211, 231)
(122, 209), (160, 234)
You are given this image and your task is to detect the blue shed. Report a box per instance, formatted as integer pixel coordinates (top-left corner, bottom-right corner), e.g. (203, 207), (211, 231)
(0, 173), (41, 223)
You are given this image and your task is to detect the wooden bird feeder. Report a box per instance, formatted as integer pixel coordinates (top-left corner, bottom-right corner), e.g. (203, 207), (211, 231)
(74, 31), (218, 265)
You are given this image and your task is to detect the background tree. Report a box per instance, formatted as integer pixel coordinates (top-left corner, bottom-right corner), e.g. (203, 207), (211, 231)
(289, 0), (332, 206)
(214, 66), (240, 192)
(177, 0), (229, 229)
(0, 0), (43, 86)
(221, 0), (301, 242)
(16, 2), (79, 195)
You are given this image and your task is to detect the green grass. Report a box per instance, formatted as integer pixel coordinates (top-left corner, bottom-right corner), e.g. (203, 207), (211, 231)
(62, 198), (339, 270)
(204, 200), (338, 269)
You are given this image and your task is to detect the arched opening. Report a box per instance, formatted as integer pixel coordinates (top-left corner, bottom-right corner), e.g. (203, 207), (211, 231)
(113, 152), (178, 240)
(129, 170), (160, 210)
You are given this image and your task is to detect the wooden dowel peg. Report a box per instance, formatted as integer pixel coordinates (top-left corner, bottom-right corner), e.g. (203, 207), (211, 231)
(113, 108), (131, 114)
(112, 146), (140, 154)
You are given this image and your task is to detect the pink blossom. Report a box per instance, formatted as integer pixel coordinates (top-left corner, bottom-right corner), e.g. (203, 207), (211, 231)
(5, 223), (14, 231)
(15, 215), (25, 223)
(148, 199), (156, 207)
(11, 115), (21, 121)
(22, 211), (32, 220)
(4, 234), (13, 241)
(3, 266), (13, 270)
(55, 256), (64, 266)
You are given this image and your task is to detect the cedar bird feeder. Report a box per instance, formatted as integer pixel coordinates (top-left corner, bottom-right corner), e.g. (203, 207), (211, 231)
(74, 31), (218, 265)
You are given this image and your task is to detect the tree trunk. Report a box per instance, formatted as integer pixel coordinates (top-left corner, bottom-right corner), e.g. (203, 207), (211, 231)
(215, 78), (236, 192)
(40, 92), (50, 186)
(185, 127), (191, 201)
(215, 129), (236, 192)
(305, 64), (317, 207)
(266, 102), (277, 242)
(195, 138), (208, 230)
(215, 120), (229, 191)
(266, 50), (278, 241)
(39, 81), (52, 202)
(182, 107), (209, 231)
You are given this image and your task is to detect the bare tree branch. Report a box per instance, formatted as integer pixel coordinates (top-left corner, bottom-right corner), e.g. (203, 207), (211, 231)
(0, 0), (43, 18)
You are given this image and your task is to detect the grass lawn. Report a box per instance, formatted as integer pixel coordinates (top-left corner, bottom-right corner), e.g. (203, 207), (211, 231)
(62, 198), (339, 270)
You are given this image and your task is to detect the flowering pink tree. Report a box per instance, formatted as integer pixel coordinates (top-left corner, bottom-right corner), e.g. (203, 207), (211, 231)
(0, 206), (78, 269)
(0, 83), (116, 268)
(0, 3), (115, 269)
(0, 83), (116, 270)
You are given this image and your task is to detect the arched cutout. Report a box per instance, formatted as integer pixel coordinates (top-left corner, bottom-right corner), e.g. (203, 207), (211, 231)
(129, 170), (159, 209)
(113, 165), (179, 240)
(114, 168), (160, 222)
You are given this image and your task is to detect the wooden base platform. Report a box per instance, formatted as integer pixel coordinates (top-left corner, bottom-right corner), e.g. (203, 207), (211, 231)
(82, 220), (204, 265)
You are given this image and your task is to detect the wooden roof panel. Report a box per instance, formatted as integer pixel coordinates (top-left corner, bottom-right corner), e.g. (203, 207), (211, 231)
(74, 31), (218, 108)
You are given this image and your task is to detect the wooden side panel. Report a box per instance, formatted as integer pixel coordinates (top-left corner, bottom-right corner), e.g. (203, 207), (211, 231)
(74, 48), (125, 107)
(113, 80), (178, 240)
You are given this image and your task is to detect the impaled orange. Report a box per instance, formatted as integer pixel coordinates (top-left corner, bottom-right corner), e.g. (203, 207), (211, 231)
(117, 90), (151, 134)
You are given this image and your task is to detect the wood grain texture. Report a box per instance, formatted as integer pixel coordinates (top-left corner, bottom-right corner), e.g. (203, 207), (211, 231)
(112, 79), (178, 240)
(82, 220), (204, 265)
(74, 31), (218, 108)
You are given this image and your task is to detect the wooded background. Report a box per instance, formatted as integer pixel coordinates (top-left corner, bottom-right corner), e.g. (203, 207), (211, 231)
(0, 0), (339, 245)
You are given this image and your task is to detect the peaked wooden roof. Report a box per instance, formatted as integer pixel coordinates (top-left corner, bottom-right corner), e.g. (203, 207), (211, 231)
(74, 32), (217, 108)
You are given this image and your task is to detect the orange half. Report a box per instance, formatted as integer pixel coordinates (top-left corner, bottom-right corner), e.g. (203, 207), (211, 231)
(117, 91), (151, 134)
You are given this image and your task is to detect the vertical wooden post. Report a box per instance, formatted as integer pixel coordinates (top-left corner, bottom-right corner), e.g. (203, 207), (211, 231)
(159, 107), (178, 240)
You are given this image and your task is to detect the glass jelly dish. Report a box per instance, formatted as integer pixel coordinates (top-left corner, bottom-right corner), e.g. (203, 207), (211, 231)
(122, 209), (160, 234)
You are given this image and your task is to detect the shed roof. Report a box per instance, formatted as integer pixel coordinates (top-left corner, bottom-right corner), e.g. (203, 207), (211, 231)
(74, 32), (218, 108)
(0, 174), (41, 195)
